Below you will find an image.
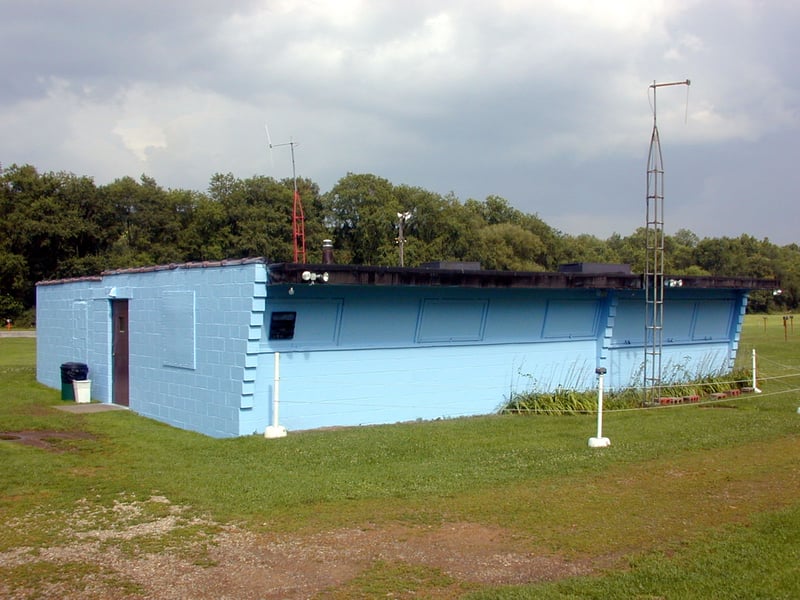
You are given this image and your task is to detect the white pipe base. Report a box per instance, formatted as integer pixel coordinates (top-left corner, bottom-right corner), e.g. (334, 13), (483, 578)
(264, 425), (287, 439)
(588, 436), (611, 448)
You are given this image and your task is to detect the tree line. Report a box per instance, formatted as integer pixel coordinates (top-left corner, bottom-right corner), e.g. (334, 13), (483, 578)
(1, 164), (797, 324)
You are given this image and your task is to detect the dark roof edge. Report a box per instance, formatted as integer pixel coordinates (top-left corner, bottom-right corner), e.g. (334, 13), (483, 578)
(267, 263), (640, 289)
(269, 263), (779, 291)
(657, 275), (779, 290)
(35, 259), (780, 291)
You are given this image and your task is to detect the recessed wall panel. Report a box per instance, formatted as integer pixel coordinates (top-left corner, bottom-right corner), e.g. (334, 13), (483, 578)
(161, 291), (196, 369)
(416, 299), (488, 343)
(542, 300), (598, 339)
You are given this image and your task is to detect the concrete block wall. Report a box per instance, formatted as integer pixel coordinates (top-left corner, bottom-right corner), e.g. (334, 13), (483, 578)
(36, 279), (104, 393)
(101, 263), (267, 438)
(37, 263), (267, 438)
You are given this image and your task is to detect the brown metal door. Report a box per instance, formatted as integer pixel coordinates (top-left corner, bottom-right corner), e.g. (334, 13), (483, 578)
(112, 300), (130, 407)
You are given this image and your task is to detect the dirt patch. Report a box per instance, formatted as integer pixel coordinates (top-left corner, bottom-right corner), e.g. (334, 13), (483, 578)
(183, 522), (589, 599)
(0, 495), (589, 599)
(0, 430), (95, 453)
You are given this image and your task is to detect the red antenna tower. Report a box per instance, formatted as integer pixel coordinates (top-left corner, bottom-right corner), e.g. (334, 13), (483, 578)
(292, 187), (306, 263)
(266, 126), (307, 263)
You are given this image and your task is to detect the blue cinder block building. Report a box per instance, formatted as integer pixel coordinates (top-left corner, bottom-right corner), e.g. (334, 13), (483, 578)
(35, 259), (773, 437)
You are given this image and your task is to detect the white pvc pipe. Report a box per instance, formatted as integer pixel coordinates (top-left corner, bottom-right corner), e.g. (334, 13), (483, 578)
(752, 348), (762, 393)
(588, 370), (611, 447)
(265, 352), (287, 438)
(273, 351), (280, 427)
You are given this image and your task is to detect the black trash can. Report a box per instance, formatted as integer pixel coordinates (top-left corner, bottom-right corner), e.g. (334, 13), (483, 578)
(60, 362), (89, 401)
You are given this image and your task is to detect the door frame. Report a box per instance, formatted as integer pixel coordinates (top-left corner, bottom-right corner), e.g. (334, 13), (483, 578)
(111, 299), (130, 407)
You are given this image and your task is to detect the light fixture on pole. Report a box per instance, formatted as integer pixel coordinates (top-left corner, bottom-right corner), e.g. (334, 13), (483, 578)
(397, 211), (412, 267)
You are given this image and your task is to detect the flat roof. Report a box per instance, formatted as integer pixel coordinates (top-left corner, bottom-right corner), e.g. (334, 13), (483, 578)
(35, 258), (778, 291)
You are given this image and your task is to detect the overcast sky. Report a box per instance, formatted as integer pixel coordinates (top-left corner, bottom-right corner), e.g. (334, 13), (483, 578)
(1, 1), (798, 244)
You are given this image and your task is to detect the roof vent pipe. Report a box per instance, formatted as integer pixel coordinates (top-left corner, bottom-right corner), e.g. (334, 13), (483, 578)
(322, 239), (335, 264)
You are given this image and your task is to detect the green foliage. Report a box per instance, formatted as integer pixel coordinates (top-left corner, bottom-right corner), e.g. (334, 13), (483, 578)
(505, 386), (640, 415)
(322, 172), (399, 265)
(505, 367), (754, 414)
(0, 163), (796, 321)
(471, 222), (547, 271)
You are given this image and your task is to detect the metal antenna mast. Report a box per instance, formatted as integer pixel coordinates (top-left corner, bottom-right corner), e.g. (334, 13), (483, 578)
(267, 128), (307, 263)
(644, 78), (690, 404)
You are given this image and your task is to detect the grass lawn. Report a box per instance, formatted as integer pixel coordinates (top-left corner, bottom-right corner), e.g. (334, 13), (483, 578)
(0, 315), (799, 598)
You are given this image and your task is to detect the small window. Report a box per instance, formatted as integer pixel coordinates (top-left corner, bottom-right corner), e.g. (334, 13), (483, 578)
(269, 311), (297, 340)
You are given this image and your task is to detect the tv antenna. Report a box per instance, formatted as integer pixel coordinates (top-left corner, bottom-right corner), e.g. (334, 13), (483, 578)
(266, 124), (306, 263)
(643, 78), (690, 405)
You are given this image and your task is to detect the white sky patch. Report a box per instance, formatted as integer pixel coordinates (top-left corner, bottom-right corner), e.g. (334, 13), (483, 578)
(0, 77), (136, 180)
(557, 0), (672, 32)
(113, 119), (167, 162)
(664, 32), (705, 61)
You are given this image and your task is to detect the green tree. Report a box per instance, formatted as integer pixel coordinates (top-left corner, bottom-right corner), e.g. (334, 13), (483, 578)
(103, 175), (183, 266)
(1, 162), (796, 317)
(322, 173), (398, 265)
(178, 195), (230, 261)
(607, 229), (647, 273)
(468, 222), (547, 271)
(559, 233), (617, 265)
(2, 165), (120, 290)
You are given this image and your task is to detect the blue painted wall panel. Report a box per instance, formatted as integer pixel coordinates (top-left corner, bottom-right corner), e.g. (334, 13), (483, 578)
(604, 288), (741, 389)
(244, 339), (599, 434)
(265, 286), (602, 350)
(693, 300), (735, 340)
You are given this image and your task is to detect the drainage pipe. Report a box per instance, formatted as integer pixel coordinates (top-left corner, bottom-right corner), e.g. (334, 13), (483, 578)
(264, 352), (287, 438)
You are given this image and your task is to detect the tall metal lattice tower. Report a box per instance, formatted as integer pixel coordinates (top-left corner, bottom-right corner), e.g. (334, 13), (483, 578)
(644, 79), (690, 404)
